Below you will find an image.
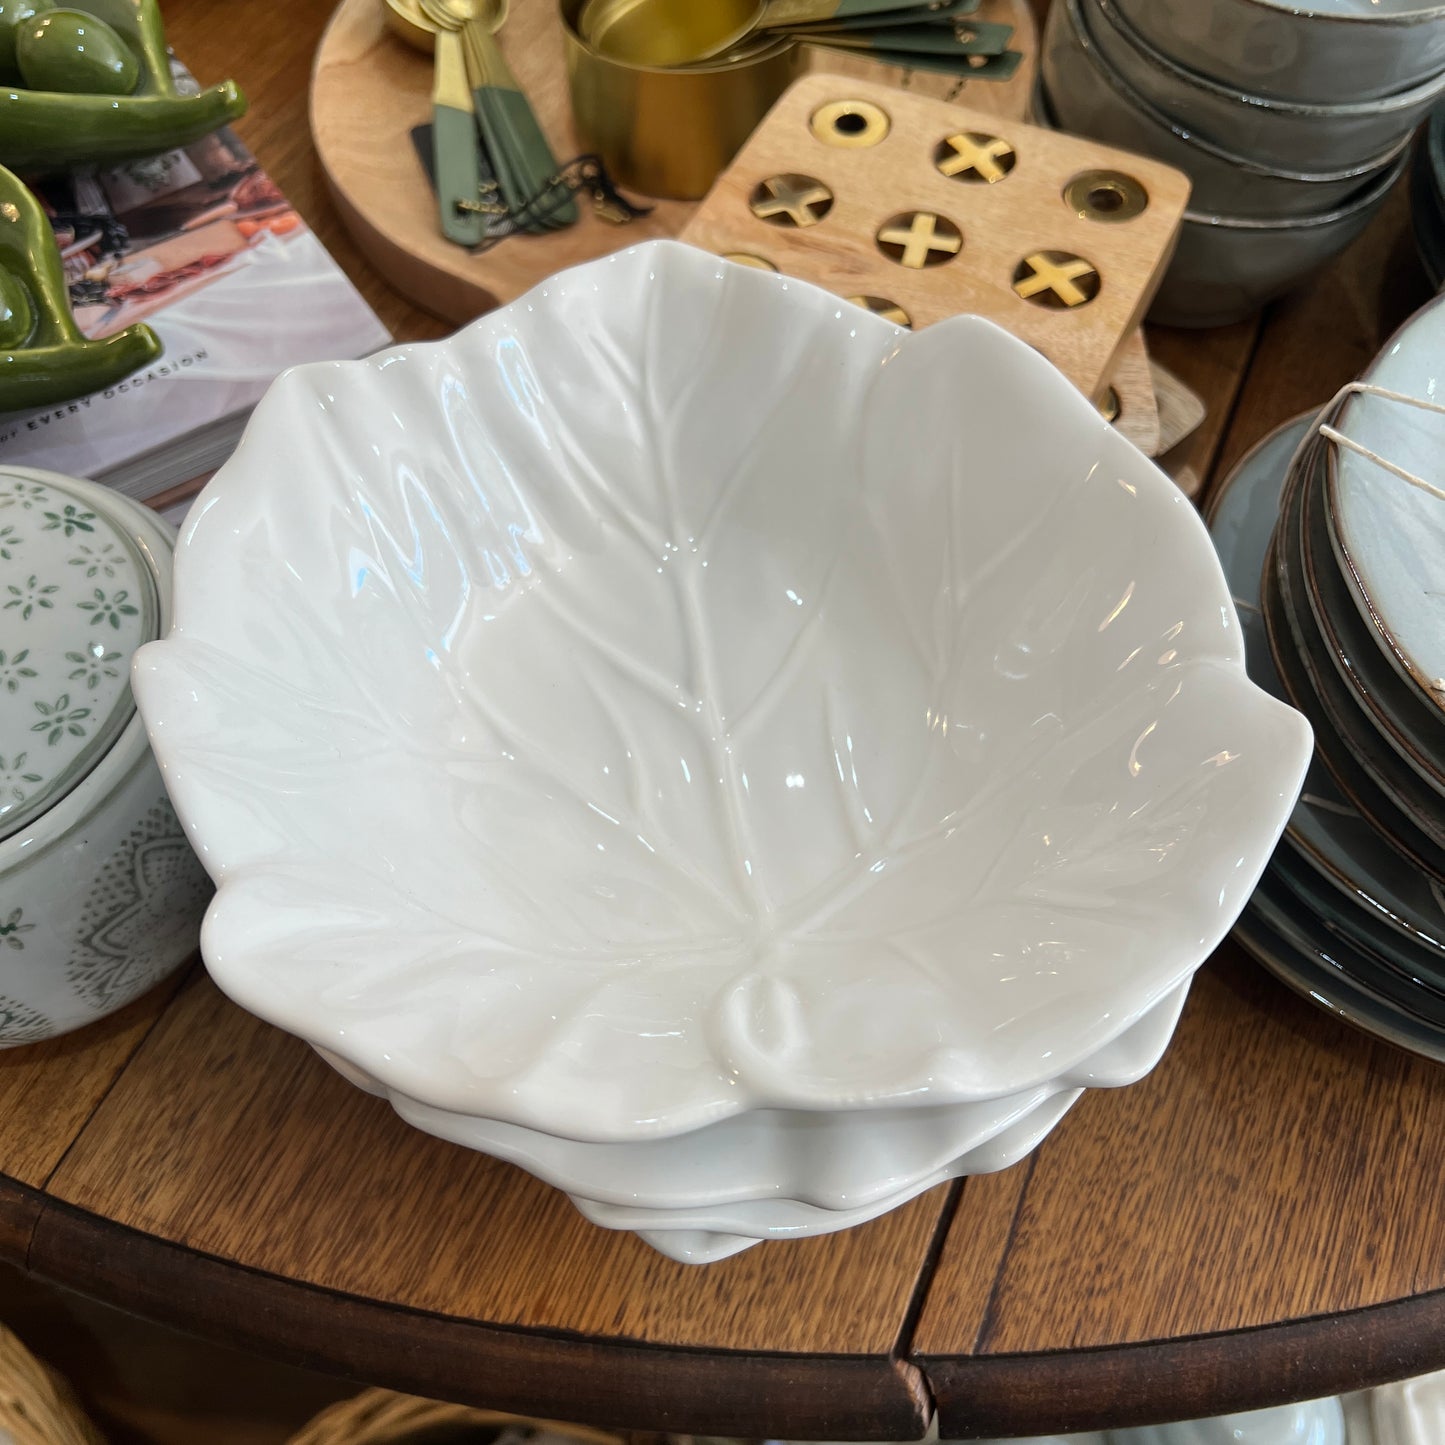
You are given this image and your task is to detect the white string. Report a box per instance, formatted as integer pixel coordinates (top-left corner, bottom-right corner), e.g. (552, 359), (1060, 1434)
(1315, 381), (1445, 503)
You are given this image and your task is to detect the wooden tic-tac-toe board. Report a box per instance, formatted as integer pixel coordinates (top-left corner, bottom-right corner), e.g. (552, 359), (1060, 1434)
(680, 73), (1191, 402)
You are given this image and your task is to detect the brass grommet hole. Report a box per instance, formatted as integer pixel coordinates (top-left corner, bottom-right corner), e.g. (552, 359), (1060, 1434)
(1064, 169), (1149, 222)
(847, 295), (912, 327)
(723, 252), (778, 271)
(810, 99), (890, 148)
(935, 131), (1017, 184)
(876, 211), (962, 268)
(1012, 250), (1100, 308)
(749, 174), (834, 227)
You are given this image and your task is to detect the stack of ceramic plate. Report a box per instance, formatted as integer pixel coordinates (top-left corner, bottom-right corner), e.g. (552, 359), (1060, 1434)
(131, 242), (1311, 1264)
(1037, 0), (1439, 326)
(1410, 105), (1445, 290)
(1209, 293), (1445, 1056)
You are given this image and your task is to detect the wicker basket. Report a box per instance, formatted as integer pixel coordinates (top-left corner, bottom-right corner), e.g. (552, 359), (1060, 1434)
(0, 1320), (106, 1445)
(288, 1392), (632, 1445)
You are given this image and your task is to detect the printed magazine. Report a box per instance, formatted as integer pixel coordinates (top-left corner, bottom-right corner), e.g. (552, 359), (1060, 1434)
(0, 59), (390, 501)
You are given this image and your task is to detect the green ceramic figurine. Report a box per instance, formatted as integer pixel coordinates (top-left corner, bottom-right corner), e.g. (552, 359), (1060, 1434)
(0, 162), (160, 410)
(0, 0), (246, 168)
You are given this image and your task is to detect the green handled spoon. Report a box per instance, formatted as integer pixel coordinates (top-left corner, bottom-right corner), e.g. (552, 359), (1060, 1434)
(420, 0), (577, 232)
(800, 19), (1014, 54)
(764, 0), (981, 31)
(431, 25), (489, 245)
(383, 0), (488, 246)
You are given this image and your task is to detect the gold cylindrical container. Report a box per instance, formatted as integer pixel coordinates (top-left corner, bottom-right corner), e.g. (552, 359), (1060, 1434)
(562, 0), (801, 201)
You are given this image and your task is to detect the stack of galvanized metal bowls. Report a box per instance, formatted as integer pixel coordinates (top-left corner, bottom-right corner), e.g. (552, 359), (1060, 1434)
(1038, 0), (1445, 326)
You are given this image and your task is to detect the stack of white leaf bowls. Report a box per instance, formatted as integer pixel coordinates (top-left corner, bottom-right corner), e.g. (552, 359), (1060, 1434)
(132, 242), (1311, 1264)
(1038, 0), (1445, 326)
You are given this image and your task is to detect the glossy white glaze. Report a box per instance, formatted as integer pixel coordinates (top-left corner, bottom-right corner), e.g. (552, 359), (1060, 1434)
(0, 469), (209, 1043)
(136, 240), (1311, 1144)
(1371, 1367), (1445, 1444)
(1333, 293), (1445, 714)
(1111, 1399), (1347, 1444)
(964, 1395), (1347, 1444)
(0, 469), (156, 840)
(323, 977), (1189, 1260)
(327, 976), (1187, 1215)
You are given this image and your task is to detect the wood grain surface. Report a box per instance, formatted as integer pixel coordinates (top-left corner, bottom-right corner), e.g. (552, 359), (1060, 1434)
(1213, 180), (1432, 485)
(160, 0), (449, 348)
(1109, 329), (1160, 457)
(916, 950), (1445, 1431)
(31, 974), (940, 1435)
(0, 1180), (42, 1265)
(1, 0), (1441, 1434)
(309, 0), (1038, 325)
(0, 968), (190, 1189)
(911, 175), (1445, 1438)
(679, 72), (1188, 400)
(1147, 317), (1259, 499)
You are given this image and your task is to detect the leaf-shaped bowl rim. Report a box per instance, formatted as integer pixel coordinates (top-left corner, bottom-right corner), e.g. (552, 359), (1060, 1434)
(135, 241), (1312, 1140)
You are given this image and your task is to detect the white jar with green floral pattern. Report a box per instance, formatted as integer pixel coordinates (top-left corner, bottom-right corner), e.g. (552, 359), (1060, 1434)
(0, 466), (210, 1044)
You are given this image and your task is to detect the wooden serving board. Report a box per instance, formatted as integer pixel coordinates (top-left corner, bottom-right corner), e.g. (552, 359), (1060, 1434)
(679, 72), (1189, 401)
(308, 0), (1037, 324)
(1109, 327), (1159, 456)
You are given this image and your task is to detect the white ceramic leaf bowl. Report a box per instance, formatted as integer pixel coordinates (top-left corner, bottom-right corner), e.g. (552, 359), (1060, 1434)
(317, 974), (1187, 1261)
(134, 243), (1310, 1170)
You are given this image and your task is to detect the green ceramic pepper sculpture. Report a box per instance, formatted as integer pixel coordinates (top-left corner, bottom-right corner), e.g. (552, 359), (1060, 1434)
(0, 0), (246, 168)
(0, 0), (51, 76)
(16, 9), (141, 95)
(0, 163), (160, 412)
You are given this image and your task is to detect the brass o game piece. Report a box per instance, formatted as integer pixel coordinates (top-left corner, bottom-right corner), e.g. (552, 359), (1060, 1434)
(810, 98), (890, 149)
(1064, 169), (1149, 223)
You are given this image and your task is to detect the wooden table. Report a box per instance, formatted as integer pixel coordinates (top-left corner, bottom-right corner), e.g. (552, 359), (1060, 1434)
(4, 1), (1444, 1438)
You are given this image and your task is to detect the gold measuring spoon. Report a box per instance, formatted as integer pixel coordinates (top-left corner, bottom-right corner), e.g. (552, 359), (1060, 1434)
(420, 0), (578, 230)
(383, 0), (488, 246)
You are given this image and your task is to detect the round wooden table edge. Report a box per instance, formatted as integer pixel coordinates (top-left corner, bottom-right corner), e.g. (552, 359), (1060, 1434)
(0, 1176), (43, 1265)
(22, 1193), (931, 1440)
(919, 1290), (1445, 1438)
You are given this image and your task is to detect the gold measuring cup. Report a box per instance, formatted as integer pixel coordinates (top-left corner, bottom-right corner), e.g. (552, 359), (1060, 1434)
(562, 0), (800, 200)
(577, 0), (945, 67)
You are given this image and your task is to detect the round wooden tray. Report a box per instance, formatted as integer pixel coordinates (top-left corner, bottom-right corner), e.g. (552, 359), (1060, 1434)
(309, 0), (1036, 324)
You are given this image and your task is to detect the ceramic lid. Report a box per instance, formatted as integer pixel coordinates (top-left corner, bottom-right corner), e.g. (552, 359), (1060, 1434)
(0, 470), (159, 841)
